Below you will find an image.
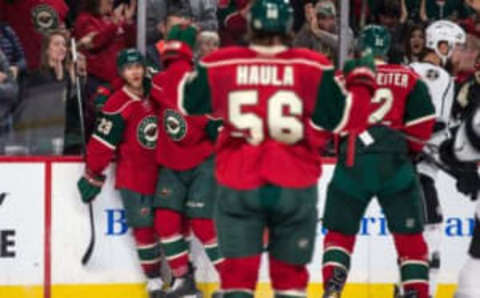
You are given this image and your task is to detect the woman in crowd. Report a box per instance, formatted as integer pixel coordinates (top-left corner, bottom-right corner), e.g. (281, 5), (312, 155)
(28, 30), (87, 154)
(403, 25), (427, 64)
(74, 0), (136, 98)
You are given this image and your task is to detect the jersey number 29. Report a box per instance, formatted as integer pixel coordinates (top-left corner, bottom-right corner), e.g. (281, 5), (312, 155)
(229, 90), (304, 145)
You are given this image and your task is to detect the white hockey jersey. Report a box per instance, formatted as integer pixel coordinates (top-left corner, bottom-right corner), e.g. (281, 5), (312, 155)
(410, 62), (454, 125)
(410, 62), (454, 178)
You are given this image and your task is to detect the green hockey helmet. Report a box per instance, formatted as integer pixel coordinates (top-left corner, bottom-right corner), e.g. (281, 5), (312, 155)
(116, 48), (145, 73)
(357, 25), (392, 57)
(249, 0), (294, 35)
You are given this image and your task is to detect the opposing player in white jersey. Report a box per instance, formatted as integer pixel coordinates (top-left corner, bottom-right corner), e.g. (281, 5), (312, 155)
(409, 20), (466, 298)
(437, 105), (480, 298)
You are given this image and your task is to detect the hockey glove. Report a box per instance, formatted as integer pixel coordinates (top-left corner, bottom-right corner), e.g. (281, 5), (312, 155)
(343, 54), (377, 96)
(77, 170), (106, 203)
(439, 139), (480, 200)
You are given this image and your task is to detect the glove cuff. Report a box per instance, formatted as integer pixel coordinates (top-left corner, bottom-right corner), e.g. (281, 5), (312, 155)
(84, 169), (106, 187)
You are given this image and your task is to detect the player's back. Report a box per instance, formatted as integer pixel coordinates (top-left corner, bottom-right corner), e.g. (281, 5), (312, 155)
(372, 63), (421, 129)
(200, 46), (333, 189)
(343, 63), (434, 156)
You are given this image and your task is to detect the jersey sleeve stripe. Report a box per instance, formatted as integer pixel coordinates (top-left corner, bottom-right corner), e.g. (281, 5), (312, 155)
(333, 93), (353, 133)
(151, 82), (163, 91)
(92, 134), (116, 150)
(331, 76), (352, 133)
(309, 119), (327, 131)
(177, 72), (190, 115)
(405, 114), (436, 127)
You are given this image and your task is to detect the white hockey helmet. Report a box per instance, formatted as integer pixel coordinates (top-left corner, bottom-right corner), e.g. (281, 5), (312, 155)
(425, 20), (466, 65)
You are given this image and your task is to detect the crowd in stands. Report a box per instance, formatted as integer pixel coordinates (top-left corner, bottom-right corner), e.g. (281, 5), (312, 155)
(0, 0), (479, 155)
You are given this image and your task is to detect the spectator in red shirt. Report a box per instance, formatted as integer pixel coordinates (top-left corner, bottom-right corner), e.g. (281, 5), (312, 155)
(74, 0), (136, 100)
(0, 0), (69, 70)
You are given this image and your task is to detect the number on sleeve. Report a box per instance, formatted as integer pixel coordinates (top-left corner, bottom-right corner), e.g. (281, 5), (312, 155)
(97, 118), (113, 135)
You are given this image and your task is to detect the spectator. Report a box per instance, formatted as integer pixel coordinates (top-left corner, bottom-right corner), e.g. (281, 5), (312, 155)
(0, 49), (18, 133)
(146, 13), (191, 71)
(217, 0), (251, 46)
(195, 30), (219, 61)
(28, 30), (87, 154)
(0, 23), (27, 79)
(403, 25), (427, 64)
(293, 0), (353, 63)
(423, 0), (471, 21)
(0, 0), (69, 70)
(454, 52), (480, 119)
(147, 0), (217, 45)
(75, 0), (136, 101)
(374, 0), (408, 64)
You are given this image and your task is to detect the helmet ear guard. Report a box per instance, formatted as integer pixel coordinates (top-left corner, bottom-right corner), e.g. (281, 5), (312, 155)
(425, 20), (466, 65)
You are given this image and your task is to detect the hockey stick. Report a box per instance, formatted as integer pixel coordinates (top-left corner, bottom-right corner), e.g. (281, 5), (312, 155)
(72, 39), (96, 265)
(81, 203), (95, 265)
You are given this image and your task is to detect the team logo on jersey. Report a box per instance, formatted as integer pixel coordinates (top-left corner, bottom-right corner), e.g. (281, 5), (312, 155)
(137, 116), (158, 149)
(32, 4), (59, 34)
(426, 69), (440, 81)
(164, 109), (187, 141)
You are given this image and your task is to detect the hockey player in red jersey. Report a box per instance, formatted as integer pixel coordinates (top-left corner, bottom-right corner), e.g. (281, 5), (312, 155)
(177, 0), (377, 297)
(150, 25), (224, 298)
(77, 49), (166, 298)
(321, 26), (436, 298)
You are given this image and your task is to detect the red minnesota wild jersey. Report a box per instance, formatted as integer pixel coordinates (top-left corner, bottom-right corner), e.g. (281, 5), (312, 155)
(371, 63), (436, 152)
(86, 86), (158, 194)
(178, 45), (373, 190)
(151, 59), (214, 171)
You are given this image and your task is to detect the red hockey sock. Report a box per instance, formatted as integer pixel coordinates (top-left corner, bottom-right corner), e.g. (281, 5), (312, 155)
(154, 209), (189, 277)
(322, 231), (356, 290)
(393, 233), (429, 298)
(190, 218), (225, 274)
(221, 255), (261, 295)
(132, 227), (162, 278)
(269, 256), (308, 296)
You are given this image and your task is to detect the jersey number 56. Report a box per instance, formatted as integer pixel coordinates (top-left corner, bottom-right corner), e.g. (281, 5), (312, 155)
(228, 90), (304, 145)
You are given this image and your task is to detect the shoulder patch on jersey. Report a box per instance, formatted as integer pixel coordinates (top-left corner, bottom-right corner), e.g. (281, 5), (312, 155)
(32, 4), (59, 34)
(426, 68), (440, 81)
(137, 115), (158, 149)
(163, 109), (187, 141)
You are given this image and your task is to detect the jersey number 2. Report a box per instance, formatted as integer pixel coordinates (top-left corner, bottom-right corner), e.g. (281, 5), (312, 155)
(369, 88), (393, 124)
(229, 90), (304, 145)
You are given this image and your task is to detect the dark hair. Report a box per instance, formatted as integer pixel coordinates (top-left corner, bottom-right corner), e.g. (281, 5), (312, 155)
(404, 24), (426, 63)
(83, 0), (101, 15)
(39, 30), (71, 75)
